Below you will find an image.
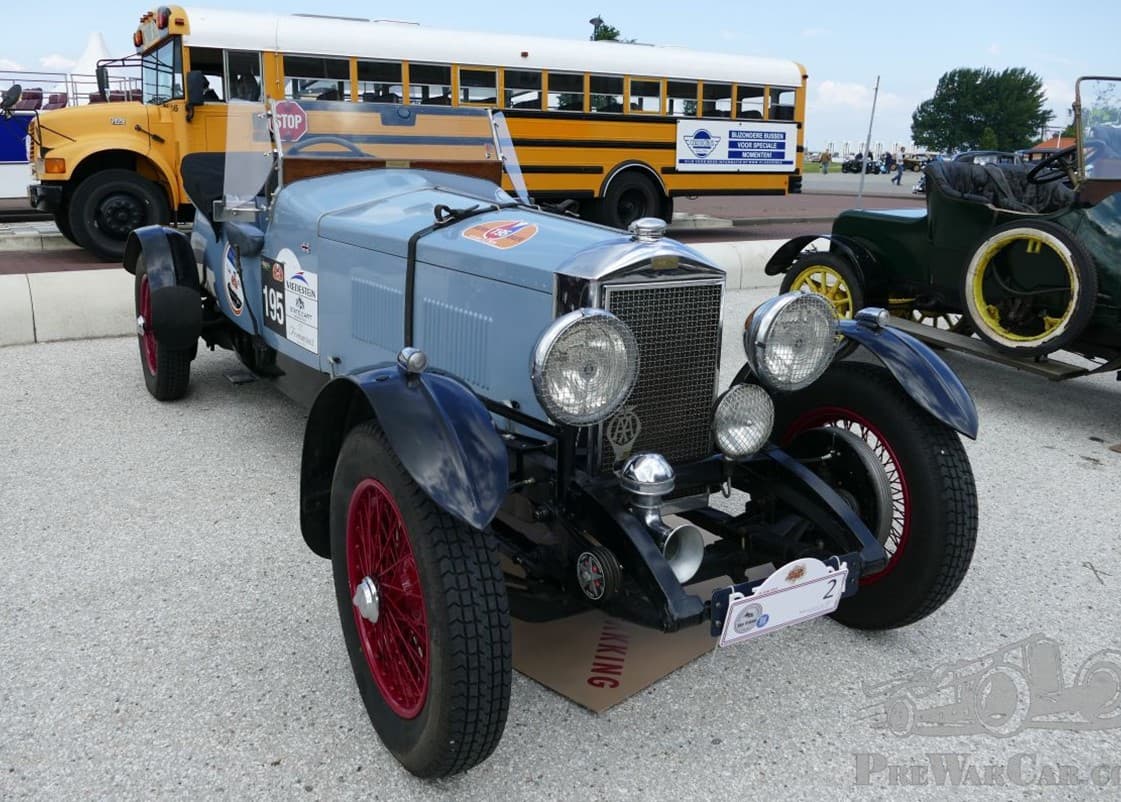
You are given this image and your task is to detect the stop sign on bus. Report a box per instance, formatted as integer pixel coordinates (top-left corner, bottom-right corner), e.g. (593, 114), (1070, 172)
(274, 100), (308, 143)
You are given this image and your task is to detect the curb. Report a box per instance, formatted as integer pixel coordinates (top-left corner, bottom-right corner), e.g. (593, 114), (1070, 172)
(0, 231), (73, 252)
(0, 239), (800, 348)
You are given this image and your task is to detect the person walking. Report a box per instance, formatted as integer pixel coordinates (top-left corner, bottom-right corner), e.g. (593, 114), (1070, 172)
(820, 150), (832, 174)
(891, 147), (906, 185)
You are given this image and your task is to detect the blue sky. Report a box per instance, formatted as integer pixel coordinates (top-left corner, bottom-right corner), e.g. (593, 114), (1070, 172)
(1, 0), (1109, 152)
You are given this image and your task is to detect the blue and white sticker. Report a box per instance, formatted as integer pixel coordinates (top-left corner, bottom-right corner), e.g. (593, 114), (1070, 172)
(260, 248), (319, 354)
(222, 244), (244, 317)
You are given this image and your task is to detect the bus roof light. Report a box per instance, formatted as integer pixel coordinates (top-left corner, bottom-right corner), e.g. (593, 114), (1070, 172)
(156, 6), (171, 29)
(133, 30), (144, 47)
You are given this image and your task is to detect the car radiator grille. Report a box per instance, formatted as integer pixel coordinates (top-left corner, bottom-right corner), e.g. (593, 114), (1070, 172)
(599, 281), (723, 472)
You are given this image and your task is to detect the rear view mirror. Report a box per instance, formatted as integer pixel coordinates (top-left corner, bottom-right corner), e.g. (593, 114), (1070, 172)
(1, 84), (22, 115)
(185, 70), (208, 122)
(95, 66), (109, 101)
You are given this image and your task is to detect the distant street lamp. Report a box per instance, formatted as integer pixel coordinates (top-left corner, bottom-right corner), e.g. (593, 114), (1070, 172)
(589, 15), (603, 40)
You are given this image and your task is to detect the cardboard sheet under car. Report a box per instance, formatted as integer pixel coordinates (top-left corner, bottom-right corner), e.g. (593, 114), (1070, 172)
(512, 577), (732, 713)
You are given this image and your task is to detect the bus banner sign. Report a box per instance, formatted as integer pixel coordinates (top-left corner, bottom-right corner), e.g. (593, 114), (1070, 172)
(675, 121), (797, 173)
(274, 100), (308, 143)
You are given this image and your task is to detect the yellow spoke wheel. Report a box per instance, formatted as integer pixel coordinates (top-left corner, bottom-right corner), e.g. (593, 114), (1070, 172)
(781, 251), (865, 359)
(961, 220), (1097, 358)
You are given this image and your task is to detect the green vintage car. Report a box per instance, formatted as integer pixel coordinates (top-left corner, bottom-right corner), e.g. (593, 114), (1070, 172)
(767, 76), (1121, 379)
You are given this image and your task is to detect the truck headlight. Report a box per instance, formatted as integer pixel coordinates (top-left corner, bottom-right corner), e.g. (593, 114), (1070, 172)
(743, 292), (837, 391)
(713, 383), (774, 458)
(532, 309), (639, 426)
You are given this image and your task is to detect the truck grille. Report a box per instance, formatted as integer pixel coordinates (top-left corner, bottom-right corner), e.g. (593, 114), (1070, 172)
(599, 281), (723, 472)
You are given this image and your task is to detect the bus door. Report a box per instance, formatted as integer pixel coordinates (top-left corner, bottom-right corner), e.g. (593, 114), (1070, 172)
(183, 48), (263, 153)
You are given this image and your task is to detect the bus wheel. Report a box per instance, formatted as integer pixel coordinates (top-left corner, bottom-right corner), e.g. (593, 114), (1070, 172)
(600, 171), (660, 230)
(53, 202), (79, 246)
(69, 169), (170, 261)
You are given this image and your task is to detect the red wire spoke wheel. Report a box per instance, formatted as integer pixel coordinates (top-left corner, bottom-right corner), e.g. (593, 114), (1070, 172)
(773, 361), (977, 630)
(133, 255), (191, 400)
(329, 421), (511, 778)
(345, 478), (429, 718)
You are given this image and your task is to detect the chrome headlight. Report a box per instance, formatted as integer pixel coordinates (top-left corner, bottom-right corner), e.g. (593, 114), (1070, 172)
(713, 384), (774, 458)
(531, 309), (639, 426)
(743, 292), (837, 391)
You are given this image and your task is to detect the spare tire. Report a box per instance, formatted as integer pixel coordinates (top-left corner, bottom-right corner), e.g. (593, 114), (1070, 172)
(960, 220), (1097, 357)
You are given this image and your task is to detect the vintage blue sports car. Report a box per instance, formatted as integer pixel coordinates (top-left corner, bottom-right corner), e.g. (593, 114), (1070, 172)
(124, 95), (980, 778)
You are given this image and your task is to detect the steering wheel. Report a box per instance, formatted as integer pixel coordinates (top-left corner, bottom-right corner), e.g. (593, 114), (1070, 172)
(1026, 144), (1078, 185)
(286, 135), (366, 157)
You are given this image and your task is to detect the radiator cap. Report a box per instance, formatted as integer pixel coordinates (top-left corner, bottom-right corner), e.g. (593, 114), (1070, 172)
(628, 217), (666, 242)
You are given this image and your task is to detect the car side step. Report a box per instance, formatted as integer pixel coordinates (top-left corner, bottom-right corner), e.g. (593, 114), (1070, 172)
(885, 317), (1094, 381)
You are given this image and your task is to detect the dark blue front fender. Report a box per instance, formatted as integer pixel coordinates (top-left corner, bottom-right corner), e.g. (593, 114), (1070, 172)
(839, 317), (978, 439)
(123, 225), (201, 350)
(300, 364), (508, 556)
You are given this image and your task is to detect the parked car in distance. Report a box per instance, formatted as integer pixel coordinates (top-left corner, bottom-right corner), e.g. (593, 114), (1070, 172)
(841, 154), (882, 174)
(768, 75), (1121, 382)
(953, 150), (1022, 166)
(904, 152), (937, 171)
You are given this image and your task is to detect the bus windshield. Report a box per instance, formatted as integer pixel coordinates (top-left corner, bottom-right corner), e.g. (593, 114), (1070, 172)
(141, 37), (182, 104)
(221, 99), (528, 217)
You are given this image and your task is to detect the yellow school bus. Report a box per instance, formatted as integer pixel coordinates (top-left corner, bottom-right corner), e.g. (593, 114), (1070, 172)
(27, 6), (807, 258)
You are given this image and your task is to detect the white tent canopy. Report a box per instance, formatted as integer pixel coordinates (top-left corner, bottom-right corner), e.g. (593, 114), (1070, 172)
(70, 31), (114, 77)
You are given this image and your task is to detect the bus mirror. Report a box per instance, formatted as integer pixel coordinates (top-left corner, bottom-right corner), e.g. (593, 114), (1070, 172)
(1, 85), (21, 114)
(95, 66), (109, 101)
(185, 70), (208, 122)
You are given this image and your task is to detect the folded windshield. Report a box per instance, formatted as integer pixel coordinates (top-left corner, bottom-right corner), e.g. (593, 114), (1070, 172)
(1077, 77), (1121, 180)
(221, 99), (528, 216)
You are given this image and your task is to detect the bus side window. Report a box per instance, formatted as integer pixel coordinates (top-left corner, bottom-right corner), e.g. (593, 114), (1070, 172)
(410, 64), (452, 105)
(227, 50), (262, 102)
(736, 85), (764, 119)
(503, 70), (541, 110)
(769, 88), (795, 120)
(702, 83), (731, 117)
(667, 81), (697, 117)
(630, 79), (661, 113)
(546, 72), (584, 112)
(189, 47), (226, 101)
(358, 60), (402, 103)
(590, 75), (623, 113)
(283, 55), (349, 101)
(459, 68), (496, 105)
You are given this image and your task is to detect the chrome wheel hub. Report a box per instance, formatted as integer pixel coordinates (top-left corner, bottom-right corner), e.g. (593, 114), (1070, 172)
(352, 575), (381, 624)
(136, 314), (147, 337)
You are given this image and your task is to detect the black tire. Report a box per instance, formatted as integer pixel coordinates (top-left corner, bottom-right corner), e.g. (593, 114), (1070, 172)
(134, 255), (191, 401)
(330, 422), (512, 778)
(598, 170), (661, 229)
(69, 169), (170, 261)
(53, 202), (79, 246)
(961, 220), (1097, 357)
(780, 251), (865, 359)
(774, 361), (978, 630)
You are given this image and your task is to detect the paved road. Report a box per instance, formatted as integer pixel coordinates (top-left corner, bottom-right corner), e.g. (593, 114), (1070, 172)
(3, 287), (1121, 800)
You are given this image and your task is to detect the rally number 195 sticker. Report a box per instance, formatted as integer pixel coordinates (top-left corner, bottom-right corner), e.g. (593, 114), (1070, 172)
(261, 249), (319, 354)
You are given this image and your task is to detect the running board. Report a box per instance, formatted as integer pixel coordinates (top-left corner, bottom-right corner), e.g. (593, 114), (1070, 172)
(885, 317), (1095, 381)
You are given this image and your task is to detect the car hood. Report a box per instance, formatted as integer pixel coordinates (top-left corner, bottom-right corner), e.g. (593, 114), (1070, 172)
(271, 168), (615, 293)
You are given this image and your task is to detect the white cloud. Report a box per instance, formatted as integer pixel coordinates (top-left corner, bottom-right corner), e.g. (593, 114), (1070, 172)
(987, 42), (1001, 55)
(39, 54), (76, 70)
(0, 58), (23, 70)
(814, 80), (903, 111)
(1042, 78), (1075, 124)
(801, 27), (830, 38)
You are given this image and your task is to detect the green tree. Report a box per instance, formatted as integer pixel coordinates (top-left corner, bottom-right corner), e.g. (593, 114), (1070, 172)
(911, 67), (1053, 152)
(593, 22), (623, 40)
